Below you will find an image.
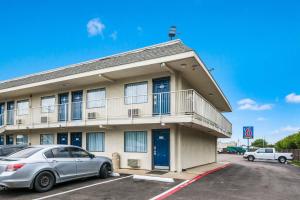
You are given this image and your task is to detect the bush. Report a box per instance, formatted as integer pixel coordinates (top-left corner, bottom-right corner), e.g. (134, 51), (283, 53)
(275, 132), (300, 150)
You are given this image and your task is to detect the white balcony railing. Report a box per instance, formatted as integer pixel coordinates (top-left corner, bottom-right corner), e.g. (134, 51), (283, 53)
(0, 90), (232, 136)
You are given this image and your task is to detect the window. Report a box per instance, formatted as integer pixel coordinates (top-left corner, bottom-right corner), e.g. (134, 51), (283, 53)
(41, 96), (55, 113)
(124, 131), (147, 153)
(125, 82), (148, 104)
(8, 147), (42, 158)
(70, 147), (90, 158)
(52, 148), (71, 158)
(265, 149), (274, 153)
(44, 150), (54, 158)
(17, 100), (29, 115)
(40, 134), (54, 145)
(86, 132), (105, 152)
(16, 135), (28, 145)
(257, 149), (265, 153)
(87, 89), (106, 108)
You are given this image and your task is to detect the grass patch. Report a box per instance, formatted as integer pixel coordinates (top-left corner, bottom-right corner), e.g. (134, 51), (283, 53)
(291, 160), (300, 167)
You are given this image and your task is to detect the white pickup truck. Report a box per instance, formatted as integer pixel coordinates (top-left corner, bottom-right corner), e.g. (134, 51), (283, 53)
(243, 148), (293, 163)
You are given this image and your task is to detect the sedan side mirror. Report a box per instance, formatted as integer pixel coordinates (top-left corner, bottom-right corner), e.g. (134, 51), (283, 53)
(89, 154), (95, 159)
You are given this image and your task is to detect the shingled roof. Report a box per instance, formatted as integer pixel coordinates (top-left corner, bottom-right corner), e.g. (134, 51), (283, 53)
(0, 40), (192, 90)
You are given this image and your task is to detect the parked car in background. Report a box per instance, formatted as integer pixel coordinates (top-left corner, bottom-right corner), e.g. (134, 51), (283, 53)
(226, 146), (246, 154)
(0, 145), (113, 192)
(0, 145), (27, 158)
(243, 148), (293, 163)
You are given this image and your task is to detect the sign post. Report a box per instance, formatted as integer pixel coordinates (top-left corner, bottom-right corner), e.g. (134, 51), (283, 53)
(243, 126), (254, 151)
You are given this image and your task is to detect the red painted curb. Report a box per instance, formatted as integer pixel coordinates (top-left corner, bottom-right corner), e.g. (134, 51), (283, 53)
(154, 163), (231, 200)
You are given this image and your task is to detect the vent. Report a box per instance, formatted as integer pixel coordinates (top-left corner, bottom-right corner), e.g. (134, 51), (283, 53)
(127, 159), (140, 168)
(88, 112), (97, 119)
(41, 116), (48, 123)
(128, 109), (139, 118)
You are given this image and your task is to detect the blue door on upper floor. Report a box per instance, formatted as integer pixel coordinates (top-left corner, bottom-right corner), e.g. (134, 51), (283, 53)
(58, 93), (69, 122)
(153, 77), (170, 115)
(152, 129), (170, 170)
(71, 91), (83, 120)
(71, 132), (82, 147)
(6, 101), (14, 125)
(57, 133), (68, 145)
(0, 103), (4, 126)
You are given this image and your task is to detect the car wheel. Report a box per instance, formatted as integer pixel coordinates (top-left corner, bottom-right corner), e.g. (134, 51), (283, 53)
(248, 155), (255, 162)
(99, 163), (110, 179)
(278, 157), (286, 164)
(34, 171), (55, 192)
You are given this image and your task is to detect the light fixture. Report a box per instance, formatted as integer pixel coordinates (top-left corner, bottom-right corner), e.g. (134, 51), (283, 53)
(160, 63), (166, 68)
(99, 124), (103, 128)
(161, 122), (165, 126)
(180, 64), (187, 69)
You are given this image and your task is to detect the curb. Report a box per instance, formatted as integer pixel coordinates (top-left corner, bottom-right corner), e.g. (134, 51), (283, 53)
(150, 163), (231, 200)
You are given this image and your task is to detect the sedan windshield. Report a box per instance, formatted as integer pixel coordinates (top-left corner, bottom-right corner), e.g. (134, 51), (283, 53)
(8, 147), (43, 158)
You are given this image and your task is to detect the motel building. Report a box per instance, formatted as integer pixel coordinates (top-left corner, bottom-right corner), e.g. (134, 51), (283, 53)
(0, 40), (232, 172)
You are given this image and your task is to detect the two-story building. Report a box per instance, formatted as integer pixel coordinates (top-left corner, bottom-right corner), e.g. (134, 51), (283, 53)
(0, 40), (232, 172)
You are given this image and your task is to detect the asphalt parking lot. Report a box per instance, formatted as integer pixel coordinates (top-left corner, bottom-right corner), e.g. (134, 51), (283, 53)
(1, 155), (300, 200)
(168, 154), (300, 200)
(0, 174), (182, 200)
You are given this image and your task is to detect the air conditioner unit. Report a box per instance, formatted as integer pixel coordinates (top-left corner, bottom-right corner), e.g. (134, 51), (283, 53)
(127, 159), (140, 168)
(128, 109), (139, 118)
(41, 116), (48, 123)
(88, 112), (97, 119)
(17, 119), (23, 125)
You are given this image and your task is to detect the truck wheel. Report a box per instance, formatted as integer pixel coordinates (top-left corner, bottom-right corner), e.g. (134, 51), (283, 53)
(248, 155), (255, 162)
(278, 157), (286, 164)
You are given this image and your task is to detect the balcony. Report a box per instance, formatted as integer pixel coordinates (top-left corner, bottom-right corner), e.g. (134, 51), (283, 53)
(0, 90), (232, 137)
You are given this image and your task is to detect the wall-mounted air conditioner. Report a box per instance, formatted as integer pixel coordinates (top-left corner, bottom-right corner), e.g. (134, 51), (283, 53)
(127, 159), (140, 168)
(128, 109), (139, 118)
(41, 116), (48, 123)
(88, 112), (97, 119)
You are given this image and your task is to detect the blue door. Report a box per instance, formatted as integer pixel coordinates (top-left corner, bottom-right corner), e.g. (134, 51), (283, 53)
(71, 91), (83, 120)
(71, 132), (82, 147)
(57, 133), (68, 145)
(7, 101), (14, 125)
(0, 135), (4, 145)
(6, 135), (14, 145)
(153, 77), (170, 115)
(58, 93), (69, 121)
(153, 129), (170, 169)
(0, 103), (4, 126)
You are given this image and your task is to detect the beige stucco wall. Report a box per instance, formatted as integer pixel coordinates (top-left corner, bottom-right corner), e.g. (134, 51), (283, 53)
(179, 126), (217, 170)
(0, 72), (179, 125)
(3, 124), (178, 171)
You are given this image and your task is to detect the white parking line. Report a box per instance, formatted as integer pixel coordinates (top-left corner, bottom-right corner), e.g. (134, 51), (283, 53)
(32, 175), (133, 200)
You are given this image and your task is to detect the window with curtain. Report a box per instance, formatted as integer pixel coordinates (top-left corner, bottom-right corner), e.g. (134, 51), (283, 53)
(86, 89), (106, 108)
(41, 96), (56, 113)
(17, 100), (29, 116)
(124, 131), (147, 153)
(124, 82), (148, 104)
(86, 132), (105, 152)
(16, 135), (29, 145)
(40, 134), (54, 145)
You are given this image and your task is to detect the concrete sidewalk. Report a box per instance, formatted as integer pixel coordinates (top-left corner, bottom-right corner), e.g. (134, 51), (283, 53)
(115, 162), (230, 180)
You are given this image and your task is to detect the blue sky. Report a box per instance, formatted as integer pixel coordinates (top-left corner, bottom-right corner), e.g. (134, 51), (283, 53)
(0, 0), (300, 144)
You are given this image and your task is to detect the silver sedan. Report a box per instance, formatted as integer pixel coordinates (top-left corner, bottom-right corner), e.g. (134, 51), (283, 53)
(0, 145), (113, 192)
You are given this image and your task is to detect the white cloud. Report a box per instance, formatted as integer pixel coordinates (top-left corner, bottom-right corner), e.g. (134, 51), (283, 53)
(109, 31), (118, 41)
(272, 125), (300, 134)
(237, 98), (273, 111)
(257, 117), (267, 121)
(285, 93), (300, 103)
(87, 18), (105, 37)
